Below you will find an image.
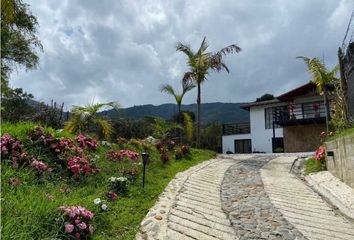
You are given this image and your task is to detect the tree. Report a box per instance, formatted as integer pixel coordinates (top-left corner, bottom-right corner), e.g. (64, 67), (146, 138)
(176, 37), (241, 147)
(297, 56), (339, 132)
(1, 87), (35, 122)
(64, 102), (120, 139)
(1, 0), (42, 93)
(256, 93), (274, 102)
(160, 81), (195, 114)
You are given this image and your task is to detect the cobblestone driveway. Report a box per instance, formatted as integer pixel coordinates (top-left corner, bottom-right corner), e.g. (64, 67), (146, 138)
(136, 155), (354, 240)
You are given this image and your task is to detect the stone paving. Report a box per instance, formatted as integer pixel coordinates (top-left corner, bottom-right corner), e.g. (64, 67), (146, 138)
(221, 156), (305, 240)
(137, 155), (354, 240)
(261, 157), (354, 240)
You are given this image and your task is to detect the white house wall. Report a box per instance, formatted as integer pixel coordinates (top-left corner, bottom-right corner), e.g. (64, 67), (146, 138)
(222, 134), (251, 153)
(250, 105), (283, 153)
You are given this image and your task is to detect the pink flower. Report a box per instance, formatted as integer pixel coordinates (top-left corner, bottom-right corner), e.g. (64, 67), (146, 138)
(314, 145), (326, 161)
(65, 224), (74, 233)
(88, 224), (94, 234)
(107, 191), (117, 201)
(78, 222), (87, 230)
(75, 232), (80, 239)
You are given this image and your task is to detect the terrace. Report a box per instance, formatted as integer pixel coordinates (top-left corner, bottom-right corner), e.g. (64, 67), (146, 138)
(273, 101), (327, 126)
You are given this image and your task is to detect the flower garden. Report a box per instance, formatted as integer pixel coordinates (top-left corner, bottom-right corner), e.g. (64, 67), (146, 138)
(1, 122), (215, 239)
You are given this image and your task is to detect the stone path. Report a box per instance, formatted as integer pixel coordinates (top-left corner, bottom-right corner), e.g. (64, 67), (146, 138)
(261, 157), (354, 240)
(221, 156), (305, 240)
(137, 155), (354, 240)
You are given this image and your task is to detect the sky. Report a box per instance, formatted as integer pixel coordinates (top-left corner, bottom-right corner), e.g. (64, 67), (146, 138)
(11, 0), (353, 110)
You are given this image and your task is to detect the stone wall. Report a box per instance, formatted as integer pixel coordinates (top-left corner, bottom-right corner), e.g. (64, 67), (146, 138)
(283, 124), (326, 152)
(325, 133), (354, 188)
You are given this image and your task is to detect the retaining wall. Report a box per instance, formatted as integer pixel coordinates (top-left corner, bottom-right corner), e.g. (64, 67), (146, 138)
(325, 133), (354, 188)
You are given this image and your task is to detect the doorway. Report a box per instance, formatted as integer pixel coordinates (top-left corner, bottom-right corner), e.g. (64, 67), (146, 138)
(234, 139), (252, 154)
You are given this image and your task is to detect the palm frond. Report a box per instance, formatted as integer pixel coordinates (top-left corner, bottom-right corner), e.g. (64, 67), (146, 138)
(182, 81), (196, 94)
(160, 84), (176, 96)
(217, 44), (241, 56)
(94, 117), (112, 140)
(176, 42), (194, 60)
(182, 71), (197, 84)
(197, 37), (209, 56)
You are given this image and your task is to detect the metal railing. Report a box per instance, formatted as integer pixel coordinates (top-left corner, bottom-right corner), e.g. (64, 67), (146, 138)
(222, 122), (250, 135)
(273, 102), (326, 125)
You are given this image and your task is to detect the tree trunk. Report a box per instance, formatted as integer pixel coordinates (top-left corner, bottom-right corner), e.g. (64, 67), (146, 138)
(338, 47), (349, 127)
(324, 89), (330, 133)
(196, 82), (201, 148)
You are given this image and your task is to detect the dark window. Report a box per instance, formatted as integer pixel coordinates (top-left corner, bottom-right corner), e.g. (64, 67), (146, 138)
(265, 107), (282, 129)
(234, 139), (252, 153)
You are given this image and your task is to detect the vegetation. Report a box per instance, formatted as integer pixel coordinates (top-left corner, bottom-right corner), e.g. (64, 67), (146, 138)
(326, 126), (354, 141)
(304, 157), (326, 175)
(256, 93), (274, 102)
(297, 56), (341, 132)
(1, 122), (215, 239)
(1, 0), (42, 94)
(65, 102), (120, 140)
(160, 81), (195, 114)
(176, 37), (241, 147)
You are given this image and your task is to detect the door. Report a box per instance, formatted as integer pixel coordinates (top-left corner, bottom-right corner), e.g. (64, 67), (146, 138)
(272, 137), (284, 153)
(234, 139), (252, 154)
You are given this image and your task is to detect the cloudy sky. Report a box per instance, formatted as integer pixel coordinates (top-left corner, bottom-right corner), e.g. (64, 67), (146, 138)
(11, 0), (353, 110)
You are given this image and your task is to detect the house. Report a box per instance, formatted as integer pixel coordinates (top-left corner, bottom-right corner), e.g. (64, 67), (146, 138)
(222, 82), (327, 153)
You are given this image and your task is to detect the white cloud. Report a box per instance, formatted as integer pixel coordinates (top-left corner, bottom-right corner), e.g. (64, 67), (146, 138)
(10, 0), (352, 109)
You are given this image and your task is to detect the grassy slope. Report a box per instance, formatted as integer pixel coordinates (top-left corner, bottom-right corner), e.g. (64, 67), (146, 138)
(1, 122), (216, 239)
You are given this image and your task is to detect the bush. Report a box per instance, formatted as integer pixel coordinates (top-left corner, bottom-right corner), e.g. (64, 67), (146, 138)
(109, 176), (128, 194)
(58, 206), (94, 239)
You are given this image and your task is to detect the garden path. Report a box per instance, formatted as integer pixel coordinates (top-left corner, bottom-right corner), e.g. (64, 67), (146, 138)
(136, 154), (354, 240)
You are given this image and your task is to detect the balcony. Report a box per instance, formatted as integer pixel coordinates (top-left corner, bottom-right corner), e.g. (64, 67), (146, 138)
(222, 122), (250, 135)
(273, 102), (327, 126)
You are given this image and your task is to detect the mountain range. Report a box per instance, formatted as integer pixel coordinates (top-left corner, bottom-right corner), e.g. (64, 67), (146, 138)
(102, 102), (250, 123)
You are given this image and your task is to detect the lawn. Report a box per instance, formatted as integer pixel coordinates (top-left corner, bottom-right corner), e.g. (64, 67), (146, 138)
(1, 122), (216, 239)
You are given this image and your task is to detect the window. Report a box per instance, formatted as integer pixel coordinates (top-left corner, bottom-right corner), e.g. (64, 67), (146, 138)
(265, 107), (282, 129)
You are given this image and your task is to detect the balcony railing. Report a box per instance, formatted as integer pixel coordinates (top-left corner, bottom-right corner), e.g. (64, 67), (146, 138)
(273, 101), (327, 126)
(222, 122), (250, 135)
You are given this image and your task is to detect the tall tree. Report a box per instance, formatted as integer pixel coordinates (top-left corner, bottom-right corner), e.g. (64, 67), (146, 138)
(1, 0), (42, 94)
(297, 56), (339, 132)
(160, 81), (195, 114)
(176, 37), (241, 147)
(65, 102), (120, 139)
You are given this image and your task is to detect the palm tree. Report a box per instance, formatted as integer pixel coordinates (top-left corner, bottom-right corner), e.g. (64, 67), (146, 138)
(176, 37), (241, 147)
(160, 81), (195, 114)
(65, 102), (120, 139)
(297, 56), (339, 132)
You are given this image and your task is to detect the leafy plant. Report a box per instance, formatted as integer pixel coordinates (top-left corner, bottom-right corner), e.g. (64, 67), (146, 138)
(65, 102), (120, 140)
(177, 37), (241, 146)
(160, 81), (195, 114)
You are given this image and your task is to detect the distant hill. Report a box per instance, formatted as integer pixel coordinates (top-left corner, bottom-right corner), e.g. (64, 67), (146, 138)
(102, 102), (250, 124)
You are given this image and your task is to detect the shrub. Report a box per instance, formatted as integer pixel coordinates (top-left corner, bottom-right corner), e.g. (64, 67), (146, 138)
(109, 176), (128, 194)
(181, 145), (190, 155)
(67, 156), (95, 178)
(30, 159), (48, 176)
(175, 150), (184, 160)
(1, 133), (32, 168)
(314, 145), (325, 161)
(122, 166), (140, 181)
(75, 134), (99, 150)
(119, 150), (139, 160)
(59, 206), (94, 239)
(166, 140), (176, 151)
(106, 150), (123, 162)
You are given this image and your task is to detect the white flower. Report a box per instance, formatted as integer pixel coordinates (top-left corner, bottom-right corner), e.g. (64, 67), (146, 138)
(101, 141), (111, 147)
(117, 177), (128, 182)
(109, 177), (117, 182)
(101, 203), (108, 211)
(93, 198), (102, 205)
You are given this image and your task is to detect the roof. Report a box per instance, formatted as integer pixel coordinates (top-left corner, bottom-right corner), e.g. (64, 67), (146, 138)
(240, 82), (319, 111)
(277, 82), (317, 101)
(240, 99), (281, 110)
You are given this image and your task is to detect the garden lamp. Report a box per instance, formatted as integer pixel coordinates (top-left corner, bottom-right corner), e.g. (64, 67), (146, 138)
(142, 152), (149, 188)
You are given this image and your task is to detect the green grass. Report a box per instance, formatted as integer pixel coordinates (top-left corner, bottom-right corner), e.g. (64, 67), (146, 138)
(1, 122), (216, 239)
(304, 157), (326, 175)
(326, 126), (354, 142)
